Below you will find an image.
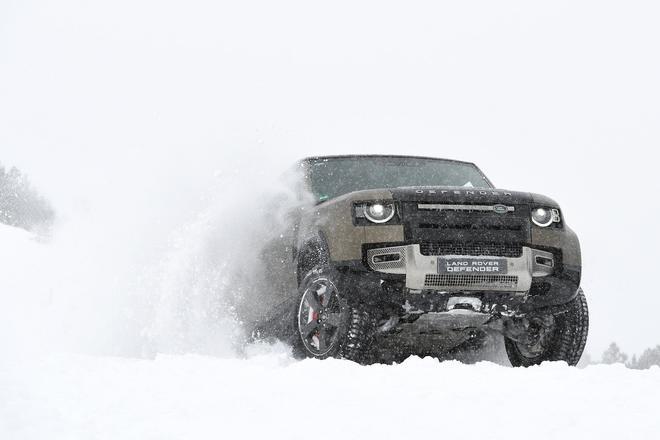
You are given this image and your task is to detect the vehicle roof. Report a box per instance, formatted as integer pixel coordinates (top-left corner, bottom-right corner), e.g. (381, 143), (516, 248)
(300, 154), (477, 166)
(297, 154), (494, 189)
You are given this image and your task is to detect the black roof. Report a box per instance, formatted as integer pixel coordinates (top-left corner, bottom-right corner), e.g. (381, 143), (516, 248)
(300, 154), (476, 166)
(298, 154), (493, 188)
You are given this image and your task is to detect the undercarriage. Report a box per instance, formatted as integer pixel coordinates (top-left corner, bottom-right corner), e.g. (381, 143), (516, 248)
(366, 293), (574, 363)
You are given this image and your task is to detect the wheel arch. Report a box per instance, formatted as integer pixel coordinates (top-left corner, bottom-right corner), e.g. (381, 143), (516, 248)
(296, 232), (331, 285)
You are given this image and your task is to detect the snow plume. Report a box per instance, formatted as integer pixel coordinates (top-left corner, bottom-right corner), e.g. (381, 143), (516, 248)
(0, 158), (309, 360)
(145, 167), (310, 357)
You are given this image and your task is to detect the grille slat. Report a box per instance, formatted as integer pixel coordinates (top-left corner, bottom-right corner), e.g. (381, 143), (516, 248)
(424, 274), (518, 289)
(418, 223), (523, 231)
(420, 242), (523, 258)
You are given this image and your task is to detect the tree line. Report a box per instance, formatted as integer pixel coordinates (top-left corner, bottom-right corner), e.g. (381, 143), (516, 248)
(0, 164), (55, 232)
(580, 342), (660, 369)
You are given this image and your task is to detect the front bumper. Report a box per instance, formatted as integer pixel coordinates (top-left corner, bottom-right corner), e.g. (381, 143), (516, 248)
(366, 244), (555, 292)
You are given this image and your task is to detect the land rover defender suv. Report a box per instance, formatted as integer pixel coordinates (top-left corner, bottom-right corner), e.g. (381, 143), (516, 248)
(259, 155), (588, 367)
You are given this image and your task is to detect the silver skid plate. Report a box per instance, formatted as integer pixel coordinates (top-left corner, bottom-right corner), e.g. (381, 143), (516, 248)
(367, 244), (553, 292)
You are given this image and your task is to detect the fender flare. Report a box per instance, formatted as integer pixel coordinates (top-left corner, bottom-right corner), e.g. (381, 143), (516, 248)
(296, 232), (331, 284)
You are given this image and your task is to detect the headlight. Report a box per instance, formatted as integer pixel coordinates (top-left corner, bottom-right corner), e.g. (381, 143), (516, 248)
(531, 207), (561, 227)
(356, 202), (396, 224)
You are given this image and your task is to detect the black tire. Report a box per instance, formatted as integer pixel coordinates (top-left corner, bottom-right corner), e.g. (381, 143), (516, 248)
(291, 266), (375, 364)
(505, 289), (589, 367)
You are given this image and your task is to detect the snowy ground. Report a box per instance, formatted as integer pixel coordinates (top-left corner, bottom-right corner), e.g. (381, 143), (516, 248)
(2, 352), (659, 440)
(2, 224), (660, 439)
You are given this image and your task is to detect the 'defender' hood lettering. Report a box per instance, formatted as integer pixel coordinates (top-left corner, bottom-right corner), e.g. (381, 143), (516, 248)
(390, 187), (533, 205)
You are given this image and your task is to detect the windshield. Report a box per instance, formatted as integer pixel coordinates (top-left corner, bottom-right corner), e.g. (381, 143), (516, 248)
(305, 156), (492, 202)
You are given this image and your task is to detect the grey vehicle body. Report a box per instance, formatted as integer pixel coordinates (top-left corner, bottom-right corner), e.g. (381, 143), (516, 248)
(258, 155), (588, 365)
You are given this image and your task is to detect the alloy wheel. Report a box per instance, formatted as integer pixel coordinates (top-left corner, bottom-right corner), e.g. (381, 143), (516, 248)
(297, 278), (347, 356)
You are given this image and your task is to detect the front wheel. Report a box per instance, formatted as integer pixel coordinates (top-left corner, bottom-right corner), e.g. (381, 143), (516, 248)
(292, 266), (375, 364)
(505, 289), (589, 367)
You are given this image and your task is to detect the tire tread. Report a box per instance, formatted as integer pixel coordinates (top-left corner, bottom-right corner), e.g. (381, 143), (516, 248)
(506, 289), (589, 367)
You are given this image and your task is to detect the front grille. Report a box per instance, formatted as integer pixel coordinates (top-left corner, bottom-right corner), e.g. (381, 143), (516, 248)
(400, 202), (531, 243)
(420, 242), (523, 258)
(418, 223), (523, 231)
(424, 274), (518, 289)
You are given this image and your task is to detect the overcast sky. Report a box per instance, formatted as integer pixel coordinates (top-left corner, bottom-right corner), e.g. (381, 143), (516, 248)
(2, 0), (660, 355)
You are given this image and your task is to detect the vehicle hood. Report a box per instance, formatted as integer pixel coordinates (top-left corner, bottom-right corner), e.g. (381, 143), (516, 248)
(320, 187), (560, 208)
(389, 186), (535, 205)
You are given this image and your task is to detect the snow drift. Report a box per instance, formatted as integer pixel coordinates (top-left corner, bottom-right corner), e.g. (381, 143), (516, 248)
(2, 353), (659, 440)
